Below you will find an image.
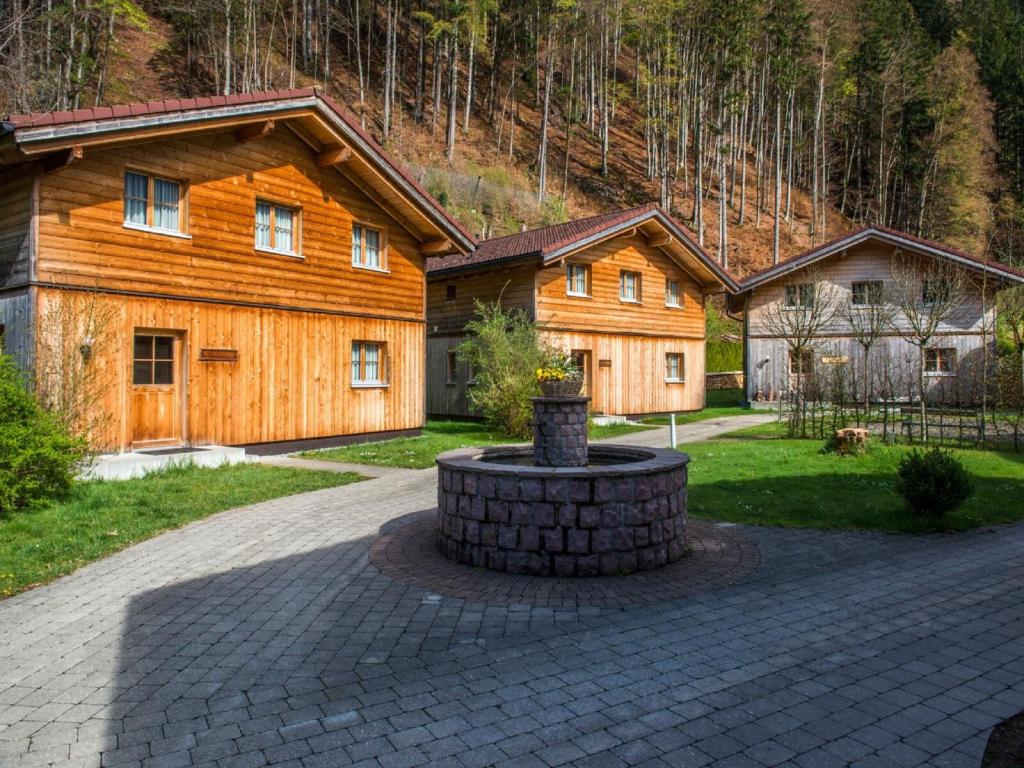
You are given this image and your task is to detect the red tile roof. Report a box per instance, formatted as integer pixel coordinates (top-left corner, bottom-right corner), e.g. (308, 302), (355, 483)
(740, 225), (1024, 289)
(427, 202), (738, 291)
(2, 88), (475, 250)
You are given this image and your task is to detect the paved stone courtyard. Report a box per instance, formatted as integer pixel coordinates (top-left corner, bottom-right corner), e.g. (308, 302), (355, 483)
(1, 450), (1023, 767)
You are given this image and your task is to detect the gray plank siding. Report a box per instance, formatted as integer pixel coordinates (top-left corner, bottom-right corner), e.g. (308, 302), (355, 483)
(0, 169), (35, 290)
(426, 335), (478, 417)
(745, 240), (999, 404)
(0, 288), (35, 371)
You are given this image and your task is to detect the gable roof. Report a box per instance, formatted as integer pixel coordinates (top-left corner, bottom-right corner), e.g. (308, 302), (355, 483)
(427, 203), (739, 291)
(739, 225), (1024, 291)
(0, 87), (475, 255)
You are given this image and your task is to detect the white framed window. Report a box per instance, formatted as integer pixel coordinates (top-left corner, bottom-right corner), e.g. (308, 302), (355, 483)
(352, 224), (386, 270)
(352, 341), (387, 386)
(665, 279), (682, 308)
(784, 283), (815, 309)
(123, 171), (187, 236)
(851, 280), (883, 307)
(620, 270), (641, 303)
(924, 347), (956, 376)
(665, 353), (684, 382)
(566, 263), (590, 296)
(255, 200), (299, 256)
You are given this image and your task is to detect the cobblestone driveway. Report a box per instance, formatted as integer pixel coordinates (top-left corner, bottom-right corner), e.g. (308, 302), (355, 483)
(1, 464), (1022, 768)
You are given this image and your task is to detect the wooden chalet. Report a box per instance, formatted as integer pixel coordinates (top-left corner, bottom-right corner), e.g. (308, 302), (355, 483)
(426, 204), (738, 417)
(0, 88), (474, 452)
(731, 226), (1024, 403)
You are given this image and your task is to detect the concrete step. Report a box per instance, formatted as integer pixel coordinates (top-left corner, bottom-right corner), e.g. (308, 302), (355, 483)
(82, 446), (255, 481)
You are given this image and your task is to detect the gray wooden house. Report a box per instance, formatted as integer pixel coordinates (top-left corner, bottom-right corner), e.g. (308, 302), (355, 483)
(729, 227), (1024, 405)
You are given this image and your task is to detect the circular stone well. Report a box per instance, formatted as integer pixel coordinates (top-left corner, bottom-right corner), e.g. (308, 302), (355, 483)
(435, 442), (689, 577)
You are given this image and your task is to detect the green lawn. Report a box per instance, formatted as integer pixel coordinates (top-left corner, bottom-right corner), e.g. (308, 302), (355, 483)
(641, 387), (752, 425)
(685, 431), (1024, 532)
(0, 463), (363, 599)
(301, 418), (654, 469)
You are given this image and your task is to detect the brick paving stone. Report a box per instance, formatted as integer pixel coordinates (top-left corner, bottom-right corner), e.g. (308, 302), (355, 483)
(0, 463), (1019, 768)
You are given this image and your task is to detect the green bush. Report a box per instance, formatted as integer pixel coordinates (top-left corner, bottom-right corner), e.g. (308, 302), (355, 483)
(707, 341), (743, 373)
(894, 447), (974, 522)
(457, 300), (544, 438)
(0, 354), (84, 518)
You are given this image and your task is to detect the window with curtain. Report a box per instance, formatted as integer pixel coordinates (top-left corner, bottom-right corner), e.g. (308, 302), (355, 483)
(255, 201), (298, 255)
(351, 342), (386, 385)
(153, 179), (180, 231)
(665, 353), (684, 382)
(352, 225), (385, 269)
(124, 172), (148, 226)
(566, 263), (589, 296)
(620, 270), (641, 302)
(665, 279), (682, 307)
(124, 172), (184, 233)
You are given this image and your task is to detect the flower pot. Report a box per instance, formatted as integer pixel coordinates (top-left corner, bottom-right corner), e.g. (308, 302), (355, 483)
(539, 378), (583, 398)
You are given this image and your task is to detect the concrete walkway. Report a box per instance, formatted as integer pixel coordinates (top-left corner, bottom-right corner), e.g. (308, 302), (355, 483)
(0, 418), (1021, 767)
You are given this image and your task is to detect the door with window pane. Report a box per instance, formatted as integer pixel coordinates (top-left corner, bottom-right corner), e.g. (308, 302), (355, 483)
(131, 331), (184, 447)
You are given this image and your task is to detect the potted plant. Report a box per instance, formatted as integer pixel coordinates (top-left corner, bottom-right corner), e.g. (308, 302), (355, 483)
(536, 352), (583, 397)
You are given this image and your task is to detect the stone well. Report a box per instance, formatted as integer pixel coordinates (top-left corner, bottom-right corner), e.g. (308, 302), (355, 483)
(435, 395), (689, 577)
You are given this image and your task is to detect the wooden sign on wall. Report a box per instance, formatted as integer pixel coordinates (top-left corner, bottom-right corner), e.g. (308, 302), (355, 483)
(599, 359), (612, 368)
(199, 348), (239, 362)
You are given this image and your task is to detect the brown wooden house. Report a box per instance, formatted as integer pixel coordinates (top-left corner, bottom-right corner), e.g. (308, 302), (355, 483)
(426, 204), (738, 417)
(0, 89), (474, 452)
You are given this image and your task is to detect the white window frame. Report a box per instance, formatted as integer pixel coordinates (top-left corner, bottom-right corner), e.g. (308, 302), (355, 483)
(784, 283), (815, 309)
(255, 199), (301, 257)
(665, 352), (685, 383)
(620, 270), (642, 303)
(352, 224), (388, 272)
(851, 280), (883, 307)
(351, 341), (388, 387)
(566, 262), (590, 297)
(123, 170), (190, 239)
(665, 278), (682, 308)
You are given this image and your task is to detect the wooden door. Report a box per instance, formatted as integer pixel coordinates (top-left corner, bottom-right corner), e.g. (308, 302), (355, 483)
(131, 332), (184, 448)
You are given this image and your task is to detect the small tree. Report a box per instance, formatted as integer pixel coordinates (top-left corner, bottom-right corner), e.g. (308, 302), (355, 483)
(457, 299), (544, 438)
(0, 353), (84, 518)
(845, 284), (897, 419)
(34, 291), (116, 450)
(890, 255), (967, 441)
(760, 265), (841, 436)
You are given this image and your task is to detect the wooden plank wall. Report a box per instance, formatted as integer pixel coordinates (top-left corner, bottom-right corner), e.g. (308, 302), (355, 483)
(426, 336), (477, 417)
(0, 167), (34, 290)
(35, 127), (426, 320)
(535, 234), (706, 337)
(0, 288), (34, 370)
(543, 331), (705, 415)
(36, 287), (425, 451)
(427, 264), (536, 334)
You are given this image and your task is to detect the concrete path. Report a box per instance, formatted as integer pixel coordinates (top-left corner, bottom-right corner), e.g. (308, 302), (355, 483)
(0, 436), (1021, 767)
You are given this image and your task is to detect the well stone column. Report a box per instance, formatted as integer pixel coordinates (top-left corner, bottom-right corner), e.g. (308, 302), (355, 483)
(532, 396), (590, 467)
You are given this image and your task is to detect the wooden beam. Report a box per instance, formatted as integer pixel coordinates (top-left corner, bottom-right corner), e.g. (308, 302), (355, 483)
(648, 233), (673, 248)
(315, 145), (353, 167)
(420, 239), (453, 256)
(43, 144), (83, 173)
(234, 120), (275, 144)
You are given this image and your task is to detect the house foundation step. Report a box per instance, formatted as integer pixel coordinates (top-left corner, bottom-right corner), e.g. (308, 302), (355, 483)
(82, 445), (255, 481)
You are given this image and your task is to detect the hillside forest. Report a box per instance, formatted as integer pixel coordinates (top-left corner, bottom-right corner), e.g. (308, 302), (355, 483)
(2, 0), (1024, 276)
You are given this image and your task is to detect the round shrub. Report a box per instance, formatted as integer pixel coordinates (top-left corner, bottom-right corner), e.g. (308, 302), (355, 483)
(894, 447), (973, 522)
(0, 354), (84, 518)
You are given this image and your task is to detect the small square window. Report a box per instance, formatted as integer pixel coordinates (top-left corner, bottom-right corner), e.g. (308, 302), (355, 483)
(925, 347), (956, 375)
(566, 263), (590, 296)
(620, 271), (641, 303)
(789, 349), (815, 376)
(784, 283), (815, 309)
(665, 353), (684, 382)
(352, 341), (387, 385)
(124, 171), (184, 234)
(255, 200), (299, 255)
(851, 280), (883, 307)
(353, 225), (386, 270)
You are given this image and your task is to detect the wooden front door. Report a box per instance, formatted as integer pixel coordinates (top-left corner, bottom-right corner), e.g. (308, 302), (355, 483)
(131, 331), (184, 448)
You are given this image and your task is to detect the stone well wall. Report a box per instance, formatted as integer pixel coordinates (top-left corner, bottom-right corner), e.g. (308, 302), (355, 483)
(436, 446), (689, 577)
